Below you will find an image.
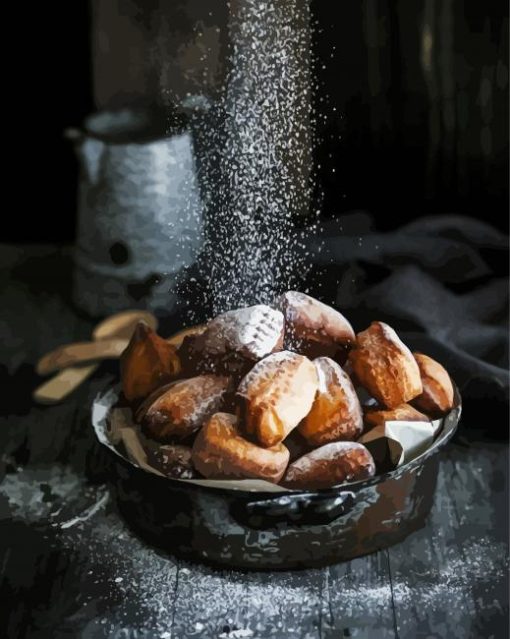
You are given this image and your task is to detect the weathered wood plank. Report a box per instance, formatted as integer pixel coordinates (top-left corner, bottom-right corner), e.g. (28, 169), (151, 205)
(388, 443), (508, 639)
(445, 444), (509, 639)
(320, 552), (396, 639)
(1, 503), (179, 639)
(170, 563), (324, 639)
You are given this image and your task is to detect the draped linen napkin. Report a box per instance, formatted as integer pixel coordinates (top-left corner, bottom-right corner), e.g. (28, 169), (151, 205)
(304, 213), (508, 430)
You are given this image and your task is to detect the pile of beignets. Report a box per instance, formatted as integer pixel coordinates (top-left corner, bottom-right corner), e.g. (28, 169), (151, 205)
(119, 292), (456, 490)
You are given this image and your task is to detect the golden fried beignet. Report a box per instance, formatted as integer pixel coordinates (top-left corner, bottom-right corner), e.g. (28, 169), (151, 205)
(348, 321), (422, 409)
(364, 403), (430, 429)
(191, 413), (290, 483)
(282, 441), (375, 490)
(412, 353), (455, 416)
(120, 321), (181, 404)
(299, 357), (363, 446)
(140, 375), (231, 442)
(237, 351), (319, 448)
(179, 304), (284, 377)
(279, 291), (355, 360)
(200, 304), (285, 360)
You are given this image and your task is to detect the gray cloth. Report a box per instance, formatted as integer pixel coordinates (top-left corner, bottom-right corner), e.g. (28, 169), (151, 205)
(305, 213), (509, 424)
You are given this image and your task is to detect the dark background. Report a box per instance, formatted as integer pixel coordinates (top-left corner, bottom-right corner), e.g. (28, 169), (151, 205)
(4, 0), (509, 242)
(6, 3), (93, 242)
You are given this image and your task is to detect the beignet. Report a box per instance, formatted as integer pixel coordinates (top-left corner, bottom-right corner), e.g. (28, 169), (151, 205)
(279, 291), (355, 361)
(179, 304), (284, 377)
(364, 403), (430, 429)
(140, 374), (231, 442)
(120, 322), (181, 404)
(348, 321), (422, 409)
(412, 352), (455, 416)
(282, 441), (375, 489)
(191, 413), (289, 483)
(237, 351), (319, 448)
(299, 357), (363, 445)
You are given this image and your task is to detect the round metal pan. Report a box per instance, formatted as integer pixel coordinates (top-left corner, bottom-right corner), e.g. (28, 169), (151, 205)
(94, 387), (461, 570)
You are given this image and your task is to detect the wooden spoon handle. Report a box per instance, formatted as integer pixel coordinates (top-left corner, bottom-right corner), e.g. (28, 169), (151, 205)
(36, 338), (129, 376)
(33, 310), (158, 404)
(33, 364), (98, 404)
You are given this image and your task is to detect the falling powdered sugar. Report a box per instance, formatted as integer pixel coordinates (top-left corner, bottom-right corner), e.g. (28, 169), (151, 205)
(192, 0), (320, 316)
(202, 304), (284, 359)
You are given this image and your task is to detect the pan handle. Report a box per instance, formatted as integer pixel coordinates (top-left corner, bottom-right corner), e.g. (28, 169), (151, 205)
(230, 490), (356, 529)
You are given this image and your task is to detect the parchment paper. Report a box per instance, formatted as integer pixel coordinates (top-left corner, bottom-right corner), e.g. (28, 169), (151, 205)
(358, 417), (442, 470)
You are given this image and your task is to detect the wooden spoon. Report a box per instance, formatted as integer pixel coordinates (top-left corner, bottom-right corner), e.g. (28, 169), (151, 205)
(36, 339), (130, 376)
(33, 310), (157, 404)
(36, 316), (203, 378)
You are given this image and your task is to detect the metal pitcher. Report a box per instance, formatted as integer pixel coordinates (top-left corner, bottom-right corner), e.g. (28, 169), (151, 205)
(70, 108), (204, 316)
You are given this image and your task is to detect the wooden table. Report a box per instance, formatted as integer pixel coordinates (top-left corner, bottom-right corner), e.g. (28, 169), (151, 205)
(1, 246), (508, 639)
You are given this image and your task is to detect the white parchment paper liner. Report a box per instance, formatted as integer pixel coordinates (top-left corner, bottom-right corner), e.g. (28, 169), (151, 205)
(92, 386), (445, 493)
(358, 418), (442, 467)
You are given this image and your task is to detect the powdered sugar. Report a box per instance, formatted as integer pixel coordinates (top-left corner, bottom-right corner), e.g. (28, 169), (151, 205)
(314, 355), (330, 393)
(202, 304), (284, 359)
(236, 350), (305, 395)
(182, 0), (321, 318)
(144, 374), (230, 438)
(280, 290), (355, 346)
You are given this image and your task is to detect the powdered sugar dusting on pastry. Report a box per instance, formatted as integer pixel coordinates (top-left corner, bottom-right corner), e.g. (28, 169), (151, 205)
(314, 356), (330, 393)
(142, 375), (231, 442)
(203, 305), (284, 360)
(237, 350), (304, 396)
(283, 441), (376, 489)
(281, 290), (308, 308)
(279, 290), (355, 348)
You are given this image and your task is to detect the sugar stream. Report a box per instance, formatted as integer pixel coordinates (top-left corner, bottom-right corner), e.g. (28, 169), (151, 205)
(165, 0), (322, 320)
(202, 0), (314, 314)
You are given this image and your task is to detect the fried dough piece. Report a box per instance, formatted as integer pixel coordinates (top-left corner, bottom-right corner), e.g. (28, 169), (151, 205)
(191, 413), (289, 483)
(282, 441), (375, 490)
(237, 351), (319, 448)
(299, 357), (363, 445)
(279, 291), (355, 361)
(412, 353), (455, 416)
(140, 375), (231, 442)
(348, 322), (422, 409)
(120, 322), (180, 404)
(179, 304), (284, 376)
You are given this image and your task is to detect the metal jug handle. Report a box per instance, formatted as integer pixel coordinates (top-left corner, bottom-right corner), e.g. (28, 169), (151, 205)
(65, 128), (105, 185)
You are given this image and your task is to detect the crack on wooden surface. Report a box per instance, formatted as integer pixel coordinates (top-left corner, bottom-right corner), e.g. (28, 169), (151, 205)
(169, 563), (180, 639)
(386, 549), (400, 639)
